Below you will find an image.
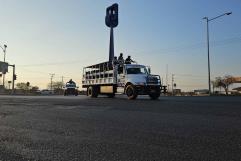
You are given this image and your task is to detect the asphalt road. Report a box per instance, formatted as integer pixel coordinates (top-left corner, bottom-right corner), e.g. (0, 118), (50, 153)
(0, 95), (241, 161)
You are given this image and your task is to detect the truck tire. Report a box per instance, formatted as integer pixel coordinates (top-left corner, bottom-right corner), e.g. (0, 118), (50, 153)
(87, 86), (98, 98)
(126, 85), (138, 100)
(64, 91), (67, 96)
(107, 93), (115, 98)
(149, 92), (160, 100)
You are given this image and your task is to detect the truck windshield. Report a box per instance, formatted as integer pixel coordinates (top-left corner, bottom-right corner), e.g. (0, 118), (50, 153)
(66, 84), (76, 88)
(126, 67), (148, 74)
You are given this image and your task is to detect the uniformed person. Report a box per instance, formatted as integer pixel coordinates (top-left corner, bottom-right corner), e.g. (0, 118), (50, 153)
(118, 53), (124, 65)
(112, 56), (119, 66)
(68, 79), (75, 84)
(125, 55), (136, 64)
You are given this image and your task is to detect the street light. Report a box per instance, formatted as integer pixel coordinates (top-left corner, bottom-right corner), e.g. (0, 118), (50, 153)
(0, 44), (7, 87)
(0, 44), (7, 62)
(203, 12), (232, 95)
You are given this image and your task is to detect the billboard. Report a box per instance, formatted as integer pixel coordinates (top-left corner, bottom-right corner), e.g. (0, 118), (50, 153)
(0, 61), (8, 74)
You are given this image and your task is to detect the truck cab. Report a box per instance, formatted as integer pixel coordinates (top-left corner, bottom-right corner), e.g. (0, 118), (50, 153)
(116, 64), (162, 99)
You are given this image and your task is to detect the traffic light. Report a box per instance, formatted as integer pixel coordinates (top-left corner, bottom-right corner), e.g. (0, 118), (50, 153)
(26, 82), (30, 87)
(105, 3), (118, 28)
(13, 74), (17, 80)
(0, 74), (2, 77)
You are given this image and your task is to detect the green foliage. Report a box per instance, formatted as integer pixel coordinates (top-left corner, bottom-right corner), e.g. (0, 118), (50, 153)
(16, 82), (29, 90)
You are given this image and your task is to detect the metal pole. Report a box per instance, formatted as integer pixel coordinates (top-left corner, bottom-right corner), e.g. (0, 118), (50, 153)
(172, 74), (174, 96)
(109, 27), (114, 62)
(12, 65), (15, 94)
(2, 46), (6, 88)
(50, 73), (55, 91)
(61, 76), (64, 87)
(203, 12), (232, 96)
(206, 18), (211, 95)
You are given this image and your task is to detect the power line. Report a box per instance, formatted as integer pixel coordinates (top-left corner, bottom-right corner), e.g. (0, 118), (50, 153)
(18, 68), (71, 78)
(18, 60), (81, 67)
(174, 74), (207, 78)
(172, 74), (174, 96)
(12, 36), (241, 69)
(128, 36), (241, 56)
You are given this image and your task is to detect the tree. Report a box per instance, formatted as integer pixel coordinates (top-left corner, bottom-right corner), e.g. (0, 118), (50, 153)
(47, 81), (64, 90)
(16, 82), (29, 90)
(212, 77), (222, 93)
(213, 75), (235, 95)
(47, 81), (64, 94)
(222, 75), (235, 95)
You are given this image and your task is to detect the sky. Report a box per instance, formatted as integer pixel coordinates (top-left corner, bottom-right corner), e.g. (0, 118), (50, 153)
(0, 0), (241, 91)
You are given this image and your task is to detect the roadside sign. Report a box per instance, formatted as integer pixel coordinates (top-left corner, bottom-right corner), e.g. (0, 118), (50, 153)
(0, 61), (8, 74)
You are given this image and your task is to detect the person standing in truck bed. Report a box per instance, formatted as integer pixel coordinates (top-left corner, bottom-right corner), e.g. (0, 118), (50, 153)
(118, 53), (124, 65)
(125, 55), (136, 64)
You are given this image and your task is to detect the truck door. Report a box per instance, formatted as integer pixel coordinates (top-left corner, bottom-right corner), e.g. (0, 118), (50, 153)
(117, 66), (125, 87)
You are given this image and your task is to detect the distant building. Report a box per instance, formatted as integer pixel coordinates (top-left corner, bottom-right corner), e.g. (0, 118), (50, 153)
(194, 89), (209, 95)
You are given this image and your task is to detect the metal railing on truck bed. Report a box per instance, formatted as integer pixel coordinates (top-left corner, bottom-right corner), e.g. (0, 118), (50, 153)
(82, 61), (115, 86)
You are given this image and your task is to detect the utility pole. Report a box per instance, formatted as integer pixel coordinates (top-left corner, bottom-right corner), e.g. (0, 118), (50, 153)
(12, 64), (15, 94)
(0, 44), (7, 88)
(50, 73), (55, 91)
(166, 64), (169, 93)
(166, 64), (168, 86)
(61, 76), (64, 88)
(172, 74), (174, 96)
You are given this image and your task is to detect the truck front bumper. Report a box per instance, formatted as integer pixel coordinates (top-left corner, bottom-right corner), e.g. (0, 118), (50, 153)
(135, 85), (161, 95)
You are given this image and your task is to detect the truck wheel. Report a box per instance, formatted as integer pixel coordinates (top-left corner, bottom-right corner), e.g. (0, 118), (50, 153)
(126, 85), (137, 100)
(149, 92), (160, 100)
(107, 93), (115, 98)
(87, 86), (98, 98)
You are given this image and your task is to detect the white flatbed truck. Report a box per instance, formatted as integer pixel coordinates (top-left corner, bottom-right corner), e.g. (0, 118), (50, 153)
(82, 62), (166, 100)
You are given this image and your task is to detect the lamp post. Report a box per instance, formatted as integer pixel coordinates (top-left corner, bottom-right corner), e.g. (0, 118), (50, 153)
(0, 44), (7, 87)
(203, 12), (232, 95)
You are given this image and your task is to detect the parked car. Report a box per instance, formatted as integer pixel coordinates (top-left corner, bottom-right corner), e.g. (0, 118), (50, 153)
(40, 89), (54, 95)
